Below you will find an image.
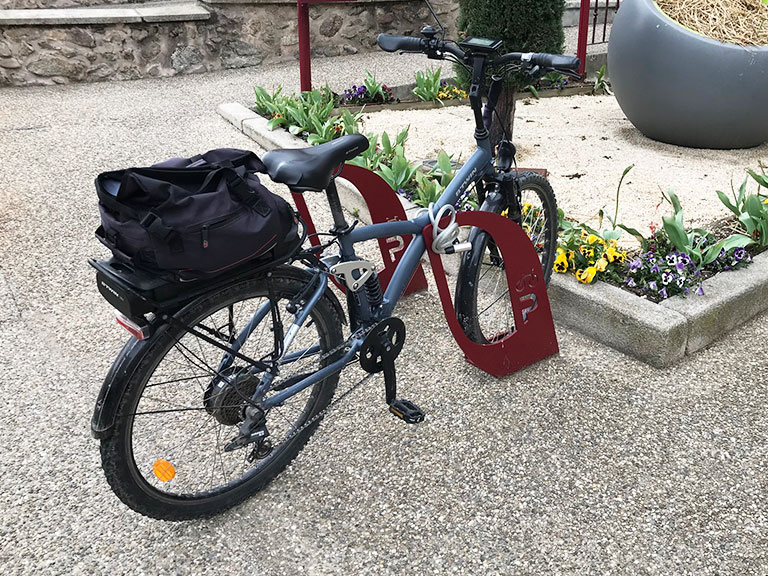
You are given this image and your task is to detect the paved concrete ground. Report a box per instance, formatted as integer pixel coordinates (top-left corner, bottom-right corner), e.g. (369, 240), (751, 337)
(1, 54), (767, 575)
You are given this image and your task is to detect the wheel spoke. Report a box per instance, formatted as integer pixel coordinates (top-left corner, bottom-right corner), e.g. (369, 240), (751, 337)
(104, 273), (343, 518)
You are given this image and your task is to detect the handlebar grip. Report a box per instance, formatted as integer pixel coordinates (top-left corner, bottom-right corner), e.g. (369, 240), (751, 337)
(377, 34), (425, 53)
(530, 53), (581, 71)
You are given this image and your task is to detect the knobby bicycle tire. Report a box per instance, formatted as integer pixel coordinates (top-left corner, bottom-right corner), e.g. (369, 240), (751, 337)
(100, 266), (344, 520)
(455, 172), (558, 344)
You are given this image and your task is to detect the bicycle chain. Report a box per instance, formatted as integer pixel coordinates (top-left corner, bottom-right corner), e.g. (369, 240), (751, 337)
(263, 324), (377, 451)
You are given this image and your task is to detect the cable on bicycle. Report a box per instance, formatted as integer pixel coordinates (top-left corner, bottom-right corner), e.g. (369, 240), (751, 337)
(419, 203), (471, 254)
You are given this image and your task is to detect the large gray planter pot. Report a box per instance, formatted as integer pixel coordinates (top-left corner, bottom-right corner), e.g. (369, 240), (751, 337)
(608, 0), (768, 149)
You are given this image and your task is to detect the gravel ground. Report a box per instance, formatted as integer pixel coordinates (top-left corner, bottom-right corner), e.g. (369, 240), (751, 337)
(1, 55), (767, 575)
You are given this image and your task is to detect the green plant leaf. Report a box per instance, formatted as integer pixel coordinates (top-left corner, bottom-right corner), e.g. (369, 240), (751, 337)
(617, 224), (648, 250)
(702, 234), (754, 265)
(716, 190), (740, 216)
(662, 214), (689, 253)
(749, 169), (768, 189)
(666, 189), (683, 216)
(738, 213), (757, 235)
(745, 194), (765, 220)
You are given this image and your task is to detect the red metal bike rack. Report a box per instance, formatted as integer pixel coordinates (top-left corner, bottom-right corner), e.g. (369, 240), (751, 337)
(291, 163), (428, 295)
(297, 0), (358, 91)
(424, 211), (559, 377)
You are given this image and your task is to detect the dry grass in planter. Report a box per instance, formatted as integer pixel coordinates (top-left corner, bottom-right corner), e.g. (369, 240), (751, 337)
(655, 0), (768, 46)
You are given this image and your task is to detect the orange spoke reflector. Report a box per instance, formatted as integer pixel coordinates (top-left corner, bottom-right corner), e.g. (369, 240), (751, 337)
(153, 459), (176, 482)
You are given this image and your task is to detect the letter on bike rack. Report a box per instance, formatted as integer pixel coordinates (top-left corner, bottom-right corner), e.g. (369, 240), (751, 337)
(423, 211), (559, 377)
(291, 163), (428, 295)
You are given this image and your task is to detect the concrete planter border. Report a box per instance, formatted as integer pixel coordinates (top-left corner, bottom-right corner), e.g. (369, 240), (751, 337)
(218, 101), (768, 367)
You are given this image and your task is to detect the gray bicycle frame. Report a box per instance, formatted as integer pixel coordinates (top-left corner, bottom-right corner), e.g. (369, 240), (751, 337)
(234, 138), (493, 410)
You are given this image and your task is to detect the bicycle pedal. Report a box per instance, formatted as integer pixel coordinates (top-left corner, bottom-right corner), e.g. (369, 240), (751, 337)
(389, 399), (425, 424)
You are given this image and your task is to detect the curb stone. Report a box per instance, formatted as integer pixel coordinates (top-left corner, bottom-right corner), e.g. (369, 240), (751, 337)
(217, 101), (768, 366)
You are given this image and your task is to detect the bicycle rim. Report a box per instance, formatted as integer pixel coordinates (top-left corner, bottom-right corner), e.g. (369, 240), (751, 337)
(457, 173), (557, 343)
(105, 274), (341, 514)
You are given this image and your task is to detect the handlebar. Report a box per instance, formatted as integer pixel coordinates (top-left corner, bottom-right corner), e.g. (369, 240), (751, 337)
(376, 34), (581, 74)
(494, 51), (581, 72)
(376, 32), (581, 140)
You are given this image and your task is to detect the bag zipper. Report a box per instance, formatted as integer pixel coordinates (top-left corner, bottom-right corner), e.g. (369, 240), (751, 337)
(197, 209), (247, 249)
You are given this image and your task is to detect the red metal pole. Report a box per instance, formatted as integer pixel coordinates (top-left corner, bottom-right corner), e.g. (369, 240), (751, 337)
(297, 0), (312, 91)
(576, 0), (590, 76)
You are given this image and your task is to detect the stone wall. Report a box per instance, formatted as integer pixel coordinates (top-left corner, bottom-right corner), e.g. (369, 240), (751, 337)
(0, 0), (459, 86)
(1, 0), (142, 9)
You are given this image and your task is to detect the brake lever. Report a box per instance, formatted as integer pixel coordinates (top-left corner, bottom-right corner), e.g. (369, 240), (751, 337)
(526, 65), (542, 78)
(555, 68), (583, 79)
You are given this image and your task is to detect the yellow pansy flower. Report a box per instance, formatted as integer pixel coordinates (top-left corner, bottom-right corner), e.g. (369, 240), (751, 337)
(595, 258), (608, 272)
(576, 266), (597, 284)
(554, 252), (569, 273)
(587, 234), (600, 245)
(605, 246), (628, 264)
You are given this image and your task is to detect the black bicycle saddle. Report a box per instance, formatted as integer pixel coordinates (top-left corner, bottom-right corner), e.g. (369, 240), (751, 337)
(262, 134), (369, 192)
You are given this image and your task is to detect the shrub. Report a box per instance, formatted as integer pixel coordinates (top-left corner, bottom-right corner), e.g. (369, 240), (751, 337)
(457, 0), (566, 141)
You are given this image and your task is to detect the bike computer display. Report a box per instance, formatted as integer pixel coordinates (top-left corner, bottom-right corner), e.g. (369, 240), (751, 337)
(459, 37), (503, 54)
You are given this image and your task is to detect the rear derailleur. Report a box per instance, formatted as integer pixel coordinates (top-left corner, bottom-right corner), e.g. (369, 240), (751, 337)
(222, 404), (273, 462)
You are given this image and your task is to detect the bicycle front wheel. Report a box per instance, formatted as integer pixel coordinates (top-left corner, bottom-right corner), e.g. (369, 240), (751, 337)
(100, 267), (344, 520)
(455, 171), (558, 343)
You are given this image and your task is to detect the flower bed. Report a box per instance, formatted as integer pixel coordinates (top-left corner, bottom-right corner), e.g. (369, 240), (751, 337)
(554, 165), (767, 301)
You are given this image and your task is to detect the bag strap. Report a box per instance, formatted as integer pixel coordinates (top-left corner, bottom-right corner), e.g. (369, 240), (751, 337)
(194, 166), (258, 206)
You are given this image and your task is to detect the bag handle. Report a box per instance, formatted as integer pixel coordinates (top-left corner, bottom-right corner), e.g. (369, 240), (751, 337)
(194, 166), (258, 206)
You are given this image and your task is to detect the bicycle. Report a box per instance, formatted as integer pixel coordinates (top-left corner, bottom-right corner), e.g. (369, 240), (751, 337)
(90, 27), (580, 520)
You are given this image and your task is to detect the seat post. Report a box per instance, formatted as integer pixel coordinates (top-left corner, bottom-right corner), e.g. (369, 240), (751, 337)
(326, 178), (350, 232)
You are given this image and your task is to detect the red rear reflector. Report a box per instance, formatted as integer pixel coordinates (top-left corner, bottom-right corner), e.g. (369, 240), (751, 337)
(115, 312), (150, 340)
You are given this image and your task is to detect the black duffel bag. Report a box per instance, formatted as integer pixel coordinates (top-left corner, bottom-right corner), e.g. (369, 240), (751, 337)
(95, 148), (300, 281)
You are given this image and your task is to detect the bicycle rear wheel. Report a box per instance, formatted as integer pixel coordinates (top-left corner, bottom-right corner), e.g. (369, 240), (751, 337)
(99, 266), (344, 520)
(455, 171), (557, 343)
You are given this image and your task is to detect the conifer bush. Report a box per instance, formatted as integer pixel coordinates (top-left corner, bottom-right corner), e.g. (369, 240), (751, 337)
(457, 0), (566, 142)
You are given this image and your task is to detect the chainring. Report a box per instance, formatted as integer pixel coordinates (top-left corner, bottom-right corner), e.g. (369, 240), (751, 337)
(359, 317), (406, 374)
